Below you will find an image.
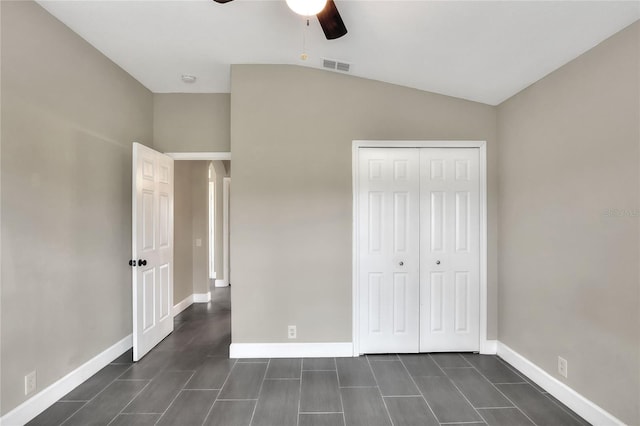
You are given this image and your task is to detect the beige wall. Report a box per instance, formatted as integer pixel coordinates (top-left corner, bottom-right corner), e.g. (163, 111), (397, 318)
(174, 161), (211, 301)
(174, 161), (194, 304)
(497, 22), (639, 425)
(191, 161), (210, 295)
(230, 65), (498, 344)
(153, 94), (230, 153)
(0, 0), (153, 415)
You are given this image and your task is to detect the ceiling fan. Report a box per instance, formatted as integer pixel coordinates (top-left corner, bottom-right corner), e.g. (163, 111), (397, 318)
(212, 0), (348, 40)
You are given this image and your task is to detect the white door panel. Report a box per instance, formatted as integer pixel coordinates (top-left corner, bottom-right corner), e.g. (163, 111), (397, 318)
(358, 148), (420, 354)
(358, 147), (480, 354)
(420, 148), (479, 352)
(133, 143), (174, 361)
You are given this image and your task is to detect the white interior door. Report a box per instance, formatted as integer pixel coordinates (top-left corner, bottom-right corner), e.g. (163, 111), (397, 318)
(132, 143), (174, 361)
(358, 148), (420, 354)
(420, 148), (480, 352)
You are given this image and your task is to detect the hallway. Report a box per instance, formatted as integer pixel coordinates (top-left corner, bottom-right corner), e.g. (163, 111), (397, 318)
(28, 287), (589, 426)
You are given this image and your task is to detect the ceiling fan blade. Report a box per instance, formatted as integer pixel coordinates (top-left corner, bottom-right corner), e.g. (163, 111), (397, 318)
(317, 0), (347, 40)
(212, 0), (234, 3)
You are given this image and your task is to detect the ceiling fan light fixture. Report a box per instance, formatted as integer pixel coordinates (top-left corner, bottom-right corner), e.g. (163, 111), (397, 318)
(286, 0), (327, 16)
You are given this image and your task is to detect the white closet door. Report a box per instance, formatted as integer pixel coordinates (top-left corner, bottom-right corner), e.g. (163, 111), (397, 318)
(358, 148), (421, 353)
(419, 148), (480, 352)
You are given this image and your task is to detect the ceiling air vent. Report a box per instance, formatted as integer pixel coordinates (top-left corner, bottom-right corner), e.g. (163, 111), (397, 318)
(323, 59), (337, 69)
(336, 62), (350, 72)
(322, 58), (351, 73)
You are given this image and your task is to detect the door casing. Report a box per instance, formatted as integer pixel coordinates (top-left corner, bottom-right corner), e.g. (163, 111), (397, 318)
(352, 140), (490, 355)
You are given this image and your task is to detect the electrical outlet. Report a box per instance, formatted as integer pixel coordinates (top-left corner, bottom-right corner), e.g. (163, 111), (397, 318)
(558, 356), (568, 378)
(195, 238), (202, 247)
(25, 371), (36, 396)
(287, 325), (297, 339)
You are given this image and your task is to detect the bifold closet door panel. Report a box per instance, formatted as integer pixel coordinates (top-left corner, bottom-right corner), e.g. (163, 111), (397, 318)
(419, 148), (480, 352)
(358, 148), (421, 354)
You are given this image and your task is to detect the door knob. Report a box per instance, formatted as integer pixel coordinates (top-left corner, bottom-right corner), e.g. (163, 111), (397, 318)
(129, 260), (137, 267)
(399, 261), (404, 266)
(138, 259), (147, 266)
(436, 260), (441, 265)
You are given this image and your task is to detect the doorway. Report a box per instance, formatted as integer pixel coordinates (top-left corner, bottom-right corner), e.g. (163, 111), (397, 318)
(352, 141), (489, 355)
(167, 152), (231, 300)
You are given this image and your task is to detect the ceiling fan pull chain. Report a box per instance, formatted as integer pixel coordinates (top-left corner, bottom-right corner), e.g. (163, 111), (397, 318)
(300, 18), (309, 61)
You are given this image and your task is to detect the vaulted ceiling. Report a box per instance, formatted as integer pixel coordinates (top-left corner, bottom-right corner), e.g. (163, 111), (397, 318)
(38, 0), (639, 105)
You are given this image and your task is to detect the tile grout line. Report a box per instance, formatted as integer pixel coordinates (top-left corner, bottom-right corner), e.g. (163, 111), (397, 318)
(381, 394), (423, 398)
(397, 354), (442, 425)
(496, 357), (589, 426)
(339, 385), (379, 388)
(365, 355), (396, 426)
(247, 358), (271, 426)
(492, 353), (584, 422)
(200, 358), (238, 426)
(431, 358), (487, 425)
(54, 401), (89, 426)
(296, 362), (303, 426)
(214, 398), (258, 401)
(462, 357), (539, 426)
(152, 371), (196, 425)
(301, 369), (336, 372)
(540, 391), (591, 425)
(335, 358), (348, 426)
(264, 377), (300, 380)
(103, 378), (153, 426)
(491, 382), (527, 385)
(430, 353), (473, 369)
(61, 362), (139, 426)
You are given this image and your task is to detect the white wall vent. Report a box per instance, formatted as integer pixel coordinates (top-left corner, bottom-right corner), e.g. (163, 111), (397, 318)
(322, 58), (351, 73)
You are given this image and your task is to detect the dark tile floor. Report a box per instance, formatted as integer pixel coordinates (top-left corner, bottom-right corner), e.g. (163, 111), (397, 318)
(28, 287), (590, 426)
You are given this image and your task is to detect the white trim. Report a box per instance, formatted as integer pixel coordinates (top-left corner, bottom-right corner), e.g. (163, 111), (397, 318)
(215, 279), (229, 287)
(0, 335), (132, 426)
(481, 339), (497, 355)
(478, 143), (491, 355)
(223, 177), (231, 286)
(353, 140), (487, 148)
(351, 142), (360, 356)
(165, 152), (231, 161)
(352, 140), (489, 355)
(230, 342), (354, 359)
(193, 292), (212, 303)
(497, 342), (624, 426)
(209, 177), (216, 280)
(173, 294), (194, 316)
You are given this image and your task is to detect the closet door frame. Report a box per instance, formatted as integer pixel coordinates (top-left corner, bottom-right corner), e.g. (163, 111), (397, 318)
(352, 140), (492, 356)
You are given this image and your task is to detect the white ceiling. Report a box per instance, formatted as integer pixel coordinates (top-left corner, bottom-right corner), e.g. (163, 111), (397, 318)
(37, 0), (639, 105)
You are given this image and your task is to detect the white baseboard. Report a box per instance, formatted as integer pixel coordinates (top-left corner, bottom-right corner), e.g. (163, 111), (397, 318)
(480, 339), (497, 355)
(497, 342), (624, 426)
(214, 279), (228, 287)
(0, 335), (132, 426)
(193, 292), (211, 303)
(173, 294), (194, 316)
(230, 342), (354, 358)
